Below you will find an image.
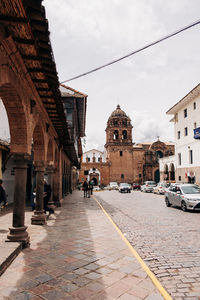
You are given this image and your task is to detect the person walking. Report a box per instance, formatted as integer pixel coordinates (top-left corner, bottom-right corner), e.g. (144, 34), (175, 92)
(0, 179), (8, 208)
(89, 180), (93, 197)
(82, 179), (88, 198)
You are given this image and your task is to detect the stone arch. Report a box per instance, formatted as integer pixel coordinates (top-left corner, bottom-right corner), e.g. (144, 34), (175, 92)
(114, 130), (119, 140)
(0, 83), (29, 154)
(169, 163), (175, 181)
(122, 130), (127, 139)
(164, 164), (169, 180)
(154, 169), (160, 183)
(32, 124), (45, 161)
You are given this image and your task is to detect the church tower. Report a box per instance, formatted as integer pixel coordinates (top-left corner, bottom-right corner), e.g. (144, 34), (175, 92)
(105, 105), (133, 183)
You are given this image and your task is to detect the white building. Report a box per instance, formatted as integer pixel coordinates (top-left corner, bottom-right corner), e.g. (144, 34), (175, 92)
(82, 149), (106, 163)
(167, 84), (200, 184)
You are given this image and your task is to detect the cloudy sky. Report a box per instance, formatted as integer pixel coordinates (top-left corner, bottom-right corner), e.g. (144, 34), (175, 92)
(1, 0), (200, 150)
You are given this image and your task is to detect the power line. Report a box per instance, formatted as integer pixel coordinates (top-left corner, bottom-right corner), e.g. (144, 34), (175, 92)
(60, 19), (200, 83)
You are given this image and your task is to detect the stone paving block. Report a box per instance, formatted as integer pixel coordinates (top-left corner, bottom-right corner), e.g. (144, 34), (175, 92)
(85, 271), (102, 280)
(72, 276), (91, 287)
(40, 289), (64, 300)
(71, 286), (94, 299)
(105, 281), (130, 298)
(34, 273), (53, 284)
(118, 293), (141, 300)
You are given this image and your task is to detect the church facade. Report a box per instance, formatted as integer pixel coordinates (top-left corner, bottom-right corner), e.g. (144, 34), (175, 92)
(79, 105), (174, 185)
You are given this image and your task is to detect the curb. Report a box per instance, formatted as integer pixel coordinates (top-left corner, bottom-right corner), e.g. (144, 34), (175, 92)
(0, 242), (22, 276)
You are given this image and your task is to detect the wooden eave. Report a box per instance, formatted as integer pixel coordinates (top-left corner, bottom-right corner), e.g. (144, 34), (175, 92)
(0, 0), (71, 148)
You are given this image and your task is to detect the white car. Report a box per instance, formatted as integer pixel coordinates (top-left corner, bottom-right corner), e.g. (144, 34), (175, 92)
(141, 181), (157, 193)
(153, 182), (169, 195)
(109, 182), (119, 190)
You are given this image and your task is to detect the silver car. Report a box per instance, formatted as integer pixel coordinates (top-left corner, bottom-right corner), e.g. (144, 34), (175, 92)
(109, 182), (119, 190)
(165, 184), (200, 211)
(141, 181), (157, 193)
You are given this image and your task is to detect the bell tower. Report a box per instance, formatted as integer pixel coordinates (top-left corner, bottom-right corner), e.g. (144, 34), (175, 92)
(105, 105), (133, 183)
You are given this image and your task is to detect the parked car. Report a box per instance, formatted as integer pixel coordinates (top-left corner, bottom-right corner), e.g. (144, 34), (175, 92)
(153, 182), (169, 195)
(141, 181), (157, 193)
(165, 184), (200, 211)
(132, 183), (141, 190)
(119, 183), (131, 193)
(108, 182), (119, 190)
(93, 186), (100, 191)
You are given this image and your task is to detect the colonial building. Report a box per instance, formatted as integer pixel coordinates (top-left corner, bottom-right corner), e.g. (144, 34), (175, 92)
(0, 0), (86, 247)
(79, 105), (174, 185)
(166, 83), (200, 184)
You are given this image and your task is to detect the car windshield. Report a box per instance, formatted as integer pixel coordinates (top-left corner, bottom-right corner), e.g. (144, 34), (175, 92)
(110, 182), (117, 185)
(147, 181), (156, 185)
(181, 185), (200, 194)
(120, 183), (129, 186)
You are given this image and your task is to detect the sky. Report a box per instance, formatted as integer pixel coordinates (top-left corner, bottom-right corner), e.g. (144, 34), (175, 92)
(1, 0), (200, 151)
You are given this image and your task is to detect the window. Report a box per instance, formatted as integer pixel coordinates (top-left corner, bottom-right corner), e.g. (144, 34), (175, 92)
(194, 122), (197, 129)
(178, 176), (181, 181)
(121, 174), (124, 179)
(184, 127), (188, 136)
(177, 131), (180, 139)
(84, 170), (89, 175)
(98, 157), (101, 162)
(193, 102), (196, 110)
(120, 151), (123, 156)
(184, 108), (187, 118)
(189, 150), (193, 164)
(122, 130), (127, 139)
(114, 130), (119, 140)
(178, 153), (181, 166)
(87, 157), (90, 162)
(93, 168), (96, 171)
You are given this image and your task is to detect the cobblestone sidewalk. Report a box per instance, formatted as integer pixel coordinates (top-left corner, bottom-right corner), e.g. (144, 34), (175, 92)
(0, 191), (164, 299)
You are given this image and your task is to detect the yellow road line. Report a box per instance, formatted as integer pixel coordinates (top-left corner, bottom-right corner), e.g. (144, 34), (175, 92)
(93, 196), (172, 300)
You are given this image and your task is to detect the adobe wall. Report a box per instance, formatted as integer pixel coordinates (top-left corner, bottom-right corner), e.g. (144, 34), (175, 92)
(108, 147), (133, 184)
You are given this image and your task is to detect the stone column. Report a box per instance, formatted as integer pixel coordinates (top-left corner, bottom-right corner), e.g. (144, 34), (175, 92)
(7, 153), (30, 248)
(46, 165), (56, 210)
(31, 161), (47, 225)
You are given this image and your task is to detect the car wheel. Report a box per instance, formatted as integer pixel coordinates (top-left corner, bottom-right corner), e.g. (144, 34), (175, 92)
(165, 197), (171, 207)
(181, 201), (187, 212)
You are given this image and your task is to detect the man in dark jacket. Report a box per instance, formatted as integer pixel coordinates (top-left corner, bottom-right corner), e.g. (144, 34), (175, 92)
(0, 179), (7, 208)
(82, 179), (88, 198)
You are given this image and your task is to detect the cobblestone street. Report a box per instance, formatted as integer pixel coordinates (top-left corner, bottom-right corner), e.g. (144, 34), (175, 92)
(0, 191), (163, 300)
(96, 190), (200, 300)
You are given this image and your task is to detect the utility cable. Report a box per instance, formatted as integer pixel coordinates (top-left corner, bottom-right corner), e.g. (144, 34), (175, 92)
(60, 18), (200, 83)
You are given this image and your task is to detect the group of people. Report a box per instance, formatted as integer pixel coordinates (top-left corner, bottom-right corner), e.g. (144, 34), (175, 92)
(82, 179), (94, 198)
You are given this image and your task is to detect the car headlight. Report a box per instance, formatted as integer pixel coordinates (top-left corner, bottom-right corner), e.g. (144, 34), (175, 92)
(185, 198), (199, 201)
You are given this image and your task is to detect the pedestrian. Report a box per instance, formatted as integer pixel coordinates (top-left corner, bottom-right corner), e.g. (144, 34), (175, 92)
(43, 179), (54, 216)
(89, 180), (93, 197)
(0, 179), (8, 208)
(82, 178), (88, 198)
